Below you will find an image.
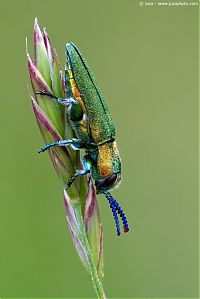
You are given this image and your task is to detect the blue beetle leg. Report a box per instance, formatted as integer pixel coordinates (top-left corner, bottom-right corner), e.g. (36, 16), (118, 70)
(65, 169), (89, 190)
(65, 172), (79, 190)
(38, 139), (85, 153)
(36, 91), (83, 121)
(36, 90), (58, 99)
(65, 155), (91, 190)
(36, 90), (71, 105)
(38, 140), (72, 153)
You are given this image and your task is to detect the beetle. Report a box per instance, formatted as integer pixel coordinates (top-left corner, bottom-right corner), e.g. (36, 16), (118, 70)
(37, 43), (129, 236)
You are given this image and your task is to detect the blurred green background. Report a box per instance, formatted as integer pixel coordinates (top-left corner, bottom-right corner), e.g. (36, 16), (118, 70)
(0, 0), (198, 298)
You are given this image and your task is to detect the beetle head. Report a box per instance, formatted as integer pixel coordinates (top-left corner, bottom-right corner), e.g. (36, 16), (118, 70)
(95, 172), (121, 192)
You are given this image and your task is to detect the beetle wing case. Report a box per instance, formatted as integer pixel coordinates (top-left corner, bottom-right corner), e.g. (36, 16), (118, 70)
(66, 43), (115, 145)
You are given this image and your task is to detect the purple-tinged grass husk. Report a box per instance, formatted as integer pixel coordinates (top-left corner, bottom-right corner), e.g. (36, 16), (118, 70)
(27, 18), (105, 298)
(84, 180), (104, 281)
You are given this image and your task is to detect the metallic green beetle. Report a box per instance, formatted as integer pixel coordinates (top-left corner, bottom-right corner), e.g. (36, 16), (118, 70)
(37, 43), (129, 236)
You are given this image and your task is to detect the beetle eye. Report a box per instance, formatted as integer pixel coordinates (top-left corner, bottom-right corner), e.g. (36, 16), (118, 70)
(95, 173), (117, 191)
(69, 101), (83, 121)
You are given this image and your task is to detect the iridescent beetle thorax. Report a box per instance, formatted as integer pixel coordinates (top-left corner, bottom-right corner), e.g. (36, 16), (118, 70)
(93, 141), (121, 190)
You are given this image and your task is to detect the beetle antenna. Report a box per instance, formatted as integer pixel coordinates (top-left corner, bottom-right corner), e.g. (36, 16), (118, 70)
(103, 192), (129, 234)
(113, 198), (129, 233)
(109, 198), (121, 236)
(103, 191), (121, 235)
